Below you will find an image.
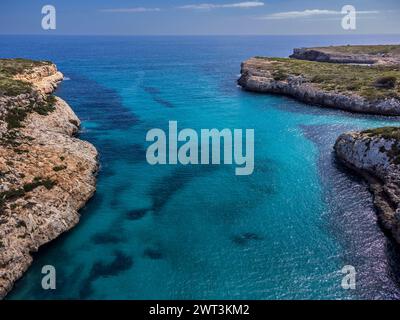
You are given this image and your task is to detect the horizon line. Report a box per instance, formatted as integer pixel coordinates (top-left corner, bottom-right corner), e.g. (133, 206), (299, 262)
(1, 33), (400, 37)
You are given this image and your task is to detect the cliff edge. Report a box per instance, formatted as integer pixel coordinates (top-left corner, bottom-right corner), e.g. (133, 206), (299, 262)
(0, 59), (98, 298)
(335, 128), (400, 243)
(290, 45), (400, 65)
(238, 56), (400, 115)
(238, 45), (400, 245)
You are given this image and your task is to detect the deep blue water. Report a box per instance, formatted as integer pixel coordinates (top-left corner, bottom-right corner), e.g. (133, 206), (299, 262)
(2, 35), (400, 299)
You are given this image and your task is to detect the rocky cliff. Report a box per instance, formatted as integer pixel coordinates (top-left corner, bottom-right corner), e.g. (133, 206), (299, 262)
(239, 45), (400, 246)
(290, 45), (400, 65)
(0, 60), (98, 298)
(238, 57), (400, 115)
(335, 128), (400, 243)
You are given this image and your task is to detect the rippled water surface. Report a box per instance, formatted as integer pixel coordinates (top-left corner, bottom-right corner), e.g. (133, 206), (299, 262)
(2, 35), (400, 299)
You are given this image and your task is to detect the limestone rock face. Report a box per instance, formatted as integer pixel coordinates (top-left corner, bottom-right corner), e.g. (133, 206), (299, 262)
(334, 131), (400, 243)
(290, 47), (400, 65)
(14, 64), (64, 94)
(0, 63), (98, 298)
(290, 48), (376, 64)
(238, 58), (400, 115)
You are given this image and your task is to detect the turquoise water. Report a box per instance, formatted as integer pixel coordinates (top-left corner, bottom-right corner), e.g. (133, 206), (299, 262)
(2, 35), (400, 299)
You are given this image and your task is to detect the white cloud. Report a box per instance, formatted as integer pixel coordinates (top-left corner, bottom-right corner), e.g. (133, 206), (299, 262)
(179, 1), (265, 10)
(258, 9), (379, 20)
(100, 7), (161, 13)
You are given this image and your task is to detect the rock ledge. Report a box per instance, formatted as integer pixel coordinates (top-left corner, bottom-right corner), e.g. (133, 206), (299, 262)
(0, 61), (98, 298)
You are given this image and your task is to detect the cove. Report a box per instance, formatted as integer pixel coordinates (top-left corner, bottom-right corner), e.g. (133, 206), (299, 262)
(1, 35), (400, 300)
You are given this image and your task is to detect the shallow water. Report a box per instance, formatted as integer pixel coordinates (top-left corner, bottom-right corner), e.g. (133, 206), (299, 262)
(1, 35), (400, 299)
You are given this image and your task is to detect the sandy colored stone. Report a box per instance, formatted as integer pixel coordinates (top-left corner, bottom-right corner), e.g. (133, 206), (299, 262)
(335, 131), (400, 243)
(238, 57), (400, 115)
(0, 63), (98, 298)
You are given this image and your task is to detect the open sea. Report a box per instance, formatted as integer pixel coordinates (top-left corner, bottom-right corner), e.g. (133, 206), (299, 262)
(2, 35), (400, 299)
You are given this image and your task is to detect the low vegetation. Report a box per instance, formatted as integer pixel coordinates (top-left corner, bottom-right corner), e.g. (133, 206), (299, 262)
(53, 165), (67, 172)
(0, 77), (32, 97)
(3, 94), (56, 129)
(254, 57), (400, 101)
(0, 58), (50, 97)
(362, 127), (400, 141)
(0, 177), (56, 210)
(0, 59), (57, 147)
(312, 45), (400, 56)
(362, 127), (400, 165)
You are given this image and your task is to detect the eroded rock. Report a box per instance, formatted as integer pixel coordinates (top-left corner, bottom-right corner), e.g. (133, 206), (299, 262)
(0, 62), (98, 298)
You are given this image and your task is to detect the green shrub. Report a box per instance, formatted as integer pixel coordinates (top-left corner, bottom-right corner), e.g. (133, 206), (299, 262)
(53, 165), (67, 172)
(374, 76), (397, 89)
(0, 177), (57, 210)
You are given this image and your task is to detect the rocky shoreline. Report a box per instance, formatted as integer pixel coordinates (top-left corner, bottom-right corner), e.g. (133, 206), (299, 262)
(239, 45), (400, 245)
(0, 60), (98, 298)
(238, 57), (400, 115)
(335, 128), (400, 243)
(289, 45), (400, 65)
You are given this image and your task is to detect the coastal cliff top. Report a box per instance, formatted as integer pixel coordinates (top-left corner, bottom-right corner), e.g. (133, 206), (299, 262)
(0, 58), (98, 298)
(290, 44), (400, 65)
(244, 57), (400, 101)
(0, 58), (53, 97)
(301, 45), (400, 56)
(0, 58), (51, 76)
(362, 126), (400, 141)
(0, 58), (63, 134)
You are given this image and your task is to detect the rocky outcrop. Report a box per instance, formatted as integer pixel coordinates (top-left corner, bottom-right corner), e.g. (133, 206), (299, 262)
(290, 48), (376, 64)
(13, 64), (64, 94)
(0, 62), (98, 298)
(334, 129), (400, 243)
(238, 58), (400, 115)
(290, 46), (400, 65)
(239, 46), (400, 246)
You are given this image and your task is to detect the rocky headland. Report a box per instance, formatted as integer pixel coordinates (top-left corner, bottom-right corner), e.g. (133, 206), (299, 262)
(0, 59), (98, 298)
(238, 54), (400, 115)
(290, 45), (400, 65)
(239, 45), (400, 244)
(335, 128), (400, 243)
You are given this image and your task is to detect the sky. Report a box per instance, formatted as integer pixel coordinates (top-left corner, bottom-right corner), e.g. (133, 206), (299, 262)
(0, 0), (399, 35)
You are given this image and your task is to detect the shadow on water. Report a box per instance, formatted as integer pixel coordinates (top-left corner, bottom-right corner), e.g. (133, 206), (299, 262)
(334, 157), (400, 297)
(302, 124), (400, 299)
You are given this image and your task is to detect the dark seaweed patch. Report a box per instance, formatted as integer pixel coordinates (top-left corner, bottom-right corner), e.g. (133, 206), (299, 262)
(91, 233), (123, 245)
(148, 166), (218, 214)
(90, 251), (133, 278)
(77, 193), (104, 224)
(232, 233), (264, 246)
(79, 250), (133, 299)
(143, 248), (163, 260)
(126, 209), (149, 220)
(144, 86), (161, 94)
(143, 85), (174, 108)
(110, 183), (131, 209)
(96, 139), (146, 167)
(153, 96), (174, 108)
(130, 143), (147, 162)
(57, 74), (140, 131)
